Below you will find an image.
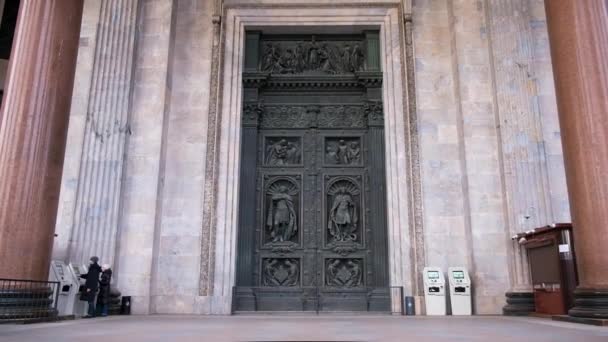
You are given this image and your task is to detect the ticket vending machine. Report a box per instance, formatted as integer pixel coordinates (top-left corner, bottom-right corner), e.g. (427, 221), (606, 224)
(49, 260), (78, 316)
(68, 263), (88, 317)
(423, 267), (446, 315)
(448, 267), (472, 315)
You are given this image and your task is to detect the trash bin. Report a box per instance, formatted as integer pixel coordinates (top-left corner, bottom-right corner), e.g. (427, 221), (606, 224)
(405, 296), (416, 315)
(120, 296), (131, 315)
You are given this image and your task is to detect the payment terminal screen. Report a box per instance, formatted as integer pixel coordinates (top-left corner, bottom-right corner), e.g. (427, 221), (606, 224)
(453, 270), (465, 279)
(427, 271), (440, 279)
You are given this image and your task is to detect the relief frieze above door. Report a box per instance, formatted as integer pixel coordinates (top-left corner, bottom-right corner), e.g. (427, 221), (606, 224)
(260, 36), (365, 75)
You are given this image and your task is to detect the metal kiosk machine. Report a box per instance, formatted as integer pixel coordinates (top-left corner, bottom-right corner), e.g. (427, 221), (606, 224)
(48, 260), (78, 316)
(448, 267), (472, 315)
(423, 267), (446, 315)
(68, 263), (89, 316)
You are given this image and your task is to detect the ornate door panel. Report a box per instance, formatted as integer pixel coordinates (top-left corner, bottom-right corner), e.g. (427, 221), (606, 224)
(235, 32), (389, 312)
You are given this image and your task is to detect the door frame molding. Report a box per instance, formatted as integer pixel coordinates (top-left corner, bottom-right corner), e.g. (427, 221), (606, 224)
(202, 2), (419, 314)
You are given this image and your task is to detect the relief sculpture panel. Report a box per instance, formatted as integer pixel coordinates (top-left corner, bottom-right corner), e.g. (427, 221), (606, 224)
(325, 258), (363, 287)
(325, 137), (362, 166)
(326, 178), (361, 244)
(260, 106), (367, 129)
(265, 137), (302, 166)
(263, 258), (300, 286)
(261, 36), (365, 75)
(264, 178), (300, 244)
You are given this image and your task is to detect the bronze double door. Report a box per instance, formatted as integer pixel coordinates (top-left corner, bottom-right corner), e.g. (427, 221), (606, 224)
(234, 33), (389, 312)
(235, 101), (390, 312)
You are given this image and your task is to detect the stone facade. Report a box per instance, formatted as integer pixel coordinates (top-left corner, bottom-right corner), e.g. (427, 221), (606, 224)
(53, 0), (569, 315)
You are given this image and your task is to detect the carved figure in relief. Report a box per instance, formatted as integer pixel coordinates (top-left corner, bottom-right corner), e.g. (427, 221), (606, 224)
(278, 48), (296, 74)
(266, 139), (300, 165)
(336, 140), (350, 164)
(345, 260), (362, 287)
(327, 259), (341, 286)
(285, 259), (299, 286)
(326, 139), (361, 165)
(308, 38), (320, 70)
(259, 36), (365, 75)
(351, 43), (364, 71)
(328, 187), (358, 242)
(342, 44), (352, 72)
(267, 184), (298, 242)
(347, 141), (361, 164)
(285, 142), (301, 164)
(263, 259), (280, 286)
(326, 146), (337, 162)
(318, 43), (337, 74)
(266, 139), (288, 165)
(262, 43), (280, 73)
(295, 42), (306, 72)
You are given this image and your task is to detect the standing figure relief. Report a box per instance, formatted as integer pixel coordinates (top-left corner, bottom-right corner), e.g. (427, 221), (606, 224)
(266, 182), (299, 243)
(327, 180), (360, 243)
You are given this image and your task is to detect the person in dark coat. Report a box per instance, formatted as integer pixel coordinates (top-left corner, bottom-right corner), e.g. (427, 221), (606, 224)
(97, 264), (113, 317)
(80, 256), (102, 317)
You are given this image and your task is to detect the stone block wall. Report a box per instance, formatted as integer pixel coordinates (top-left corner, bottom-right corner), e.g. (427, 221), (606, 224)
(413, 0), (569, 313)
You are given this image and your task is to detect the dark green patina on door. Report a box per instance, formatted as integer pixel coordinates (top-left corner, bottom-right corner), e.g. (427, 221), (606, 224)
(234, 32), (389, 312)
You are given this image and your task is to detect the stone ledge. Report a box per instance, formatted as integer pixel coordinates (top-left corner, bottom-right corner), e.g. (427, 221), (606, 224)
(552, 315), (608, 327)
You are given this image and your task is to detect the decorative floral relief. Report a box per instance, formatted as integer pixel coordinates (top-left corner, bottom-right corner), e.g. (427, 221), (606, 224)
(326, 258), (363, 287)
(261, 105), (367, 129)
(263, 258), (300, 287)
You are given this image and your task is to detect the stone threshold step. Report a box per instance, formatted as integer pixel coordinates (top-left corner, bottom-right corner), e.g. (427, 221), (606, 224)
(233, 311), (392, 316)
(552, 315), (608, 327)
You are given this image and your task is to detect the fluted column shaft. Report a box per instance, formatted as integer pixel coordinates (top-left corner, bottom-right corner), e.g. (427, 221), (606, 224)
(67, 0), (139, 267)
(545, 0), (608, 318)
(487, 0), (556, 291)
(0, 1), (84, 280)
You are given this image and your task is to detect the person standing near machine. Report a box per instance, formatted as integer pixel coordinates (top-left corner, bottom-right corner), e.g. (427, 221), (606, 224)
(97, 264), (113, 317)
(80, 256), (102, 318)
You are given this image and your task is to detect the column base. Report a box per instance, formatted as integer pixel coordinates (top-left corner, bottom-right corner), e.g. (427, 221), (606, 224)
(108, 287), (122, 316)
(502, 291), (535, 316)
(0, 286), (58, 321)
(568, 288), (608, 319)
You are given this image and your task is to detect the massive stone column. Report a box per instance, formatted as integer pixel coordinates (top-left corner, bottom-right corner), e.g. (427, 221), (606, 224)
(0, 1), (84, 280)
(486, 0), (569, 315)
(65, 0), (140, 268)
(544, 0), (608, 318)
